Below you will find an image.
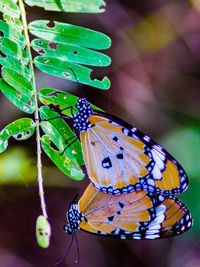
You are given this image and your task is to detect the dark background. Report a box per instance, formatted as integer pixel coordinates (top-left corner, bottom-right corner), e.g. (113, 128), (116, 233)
(0, 1), (200, 266)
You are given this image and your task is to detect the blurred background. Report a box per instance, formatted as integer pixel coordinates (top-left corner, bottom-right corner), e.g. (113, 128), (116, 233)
(0, 0), (200, 266)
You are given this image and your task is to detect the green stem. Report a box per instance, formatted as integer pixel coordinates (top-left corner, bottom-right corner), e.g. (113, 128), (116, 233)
(19, 0), (48, 219)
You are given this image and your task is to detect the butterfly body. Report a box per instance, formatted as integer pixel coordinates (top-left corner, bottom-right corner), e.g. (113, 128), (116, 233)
(64, 183), (192, 239)
(70, 98), (188, 196)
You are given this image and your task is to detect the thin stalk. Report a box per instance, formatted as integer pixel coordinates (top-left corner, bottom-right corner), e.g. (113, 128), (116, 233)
(19, 0), (48, 219)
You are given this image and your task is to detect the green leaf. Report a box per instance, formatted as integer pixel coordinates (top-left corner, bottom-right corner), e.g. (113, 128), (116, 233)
(36, 215), (51, 248)
(40, 105), (84, 165)
(0, 79), (34, 113)
(0, 118), (36, 153)
(32, 39), (111, 67)
(3, 14), (22, 29)
(0, 37), (29, 64)
(29, 20), (111, 50)
(29, 20), (111, 89)
(40, 106), (84, 180)
(0, 0), (20, 18)
(2, 67), (33, 97)
(35, 56), (110, 89)
(38, 88), (102, 118)
(0, 53), (31, 80)
(25, 0), (106, 13)
(0, 129), (9, 153)
(41, 135), (84, 180)
(0, 19), (25, 47)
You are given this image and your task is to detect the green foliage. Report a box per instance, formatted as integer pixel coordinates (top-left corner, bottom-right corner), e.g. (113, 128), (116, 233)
(40, 106), (84, 180)
(0, 16), (33, 112)
(25, 0), (106, 13)
(30, 20), (111, 89)
(0, 118), (36, 153)
(0, 0), (110, 178)
(32, 39), (111, 67)
(0, 0), (111, 248)
(0, 0), (20, 17)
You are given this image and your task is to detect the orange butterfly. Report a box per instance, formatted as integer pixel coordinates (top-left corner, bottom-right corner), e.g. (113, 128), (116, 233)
(48, 94), (188, 196)
(64, 183), (192, 239)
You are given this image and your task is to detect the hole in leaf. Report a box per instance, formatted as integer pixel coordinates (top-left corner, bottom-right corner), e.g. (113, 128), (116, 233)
(47, 92), (60, 98)
(99, 4), (105, 10)
(73, 51), (77, 55)
(49, 42), (58, 50)
(63, 72), (72, 79)
(16, 133), (23, 139)
(17, 93), (21, 100)
(27, 99), (32, 106)
(46, 20), (55, 28)
(23, 106), (30, 112)
(37, 48), (46, 54)
(38, 40), (43, 45)
(26, 130), (31, 136)
(0, 31), (4, 37)
(90, 67), (107, 82)
(0, 49), (6, 58)
(49, 139), (60, 151)
(0, 65), (2, 78)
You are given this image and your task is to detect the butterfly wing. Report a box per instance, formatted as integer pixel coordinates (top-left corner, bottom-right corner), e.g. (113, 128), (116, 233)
(77, 183), (192, 239)
(80, 110), (188, 196)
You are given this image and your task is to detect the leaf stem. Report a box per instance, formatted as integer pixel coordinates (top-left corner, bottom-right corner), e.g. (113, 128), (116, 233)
(19, 0), (48, 219)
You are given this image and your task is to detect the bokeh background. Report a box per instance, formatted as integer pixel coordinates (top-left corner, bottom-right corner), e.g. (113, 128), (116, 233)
(0, 0), (200, 266)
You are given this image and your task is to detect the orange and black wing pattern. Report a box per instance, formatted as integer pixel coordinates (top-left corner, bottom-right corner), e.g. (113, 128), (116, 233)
(47, 97), (189, 196)
(64, 183), (192, 239)
(79, 108), (188, 196)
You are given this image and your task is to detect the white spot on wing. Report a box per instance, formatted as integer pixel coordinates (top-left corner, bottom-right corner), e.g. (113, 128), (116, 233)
(151, 164), (162, 180)
(145, 234), (160, 239)
(152, 147), (165, 171)
(148, 213), (165, 228)
(133, 236), (141, 240)
(143, 135), (150, 142)
(158, 195), (165, 202)
(156, 205), (166, 216)
(147, 178), (155, 186)
(131, 127), (137, 132)
(123, 128), (129, 136)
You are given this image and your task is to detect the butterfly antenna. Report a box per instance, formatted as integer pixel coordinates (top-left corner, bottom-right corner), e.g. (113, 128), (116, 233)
(67, 67), (85, 98)
(74, 233), (80, 264)
(55, 234), (75, 266)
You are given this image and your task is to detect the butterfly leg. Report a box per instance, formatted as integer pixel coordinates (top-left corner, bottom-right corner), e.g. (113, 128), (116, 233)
(59, 106), (74, 117)
(61, 135), (78, 155)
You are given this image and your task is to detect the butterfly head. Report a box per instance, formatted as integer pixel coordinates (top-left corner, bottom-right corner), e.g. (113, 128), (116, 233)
(75, 98), (88, 109)
(64, 204), (83, 235)
(74, 98), (94, 132)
